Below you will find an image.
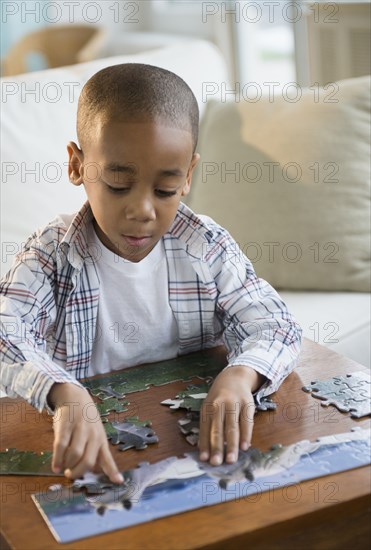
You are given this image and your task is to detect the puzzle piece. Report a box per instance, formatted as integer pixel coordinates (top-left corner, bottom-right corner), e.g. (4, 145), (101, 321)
(176, 383), (212, 398)
(302, 371), (371, 418)
(92, 382), (128, 399)
(122, 416), (153, 428)
(256, 397), (277, 411)
(178, 413), (200, 435)
(178, 413), (200, 446)
(96, 397), (129, 417)
(162, 393), (206, 412)
(83, 350), (226, 399)
(0, 448), (57, 476)
(161, 382), (212, 412)
(104, 418), (157, 450)
(73, 472), (116, 495)
(111, 421), (159, 451)
(103, 420), (118, 440)
(104, 417), (153, 442)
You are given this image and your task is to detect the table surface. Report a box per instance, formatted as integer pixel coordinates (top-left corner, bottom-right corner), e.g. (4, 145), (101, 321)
(0, 339), (370, 550)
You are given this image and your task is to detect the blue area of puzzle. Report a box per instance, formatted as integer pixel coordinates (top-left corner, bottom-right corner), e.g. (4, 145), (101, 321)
(34, 439), (370, 543)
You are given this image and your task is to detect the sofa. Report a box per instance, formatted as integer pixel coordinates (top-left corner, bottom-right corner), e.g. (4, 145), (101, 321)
(1, 39), (370, 369)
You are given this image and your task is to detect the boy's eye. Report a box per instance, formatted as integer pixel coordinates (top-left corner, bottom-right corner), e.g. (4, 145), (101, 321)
(156, 190), (177, 198)
(106, 185), (129, 193)
(106, 184), (177, 197)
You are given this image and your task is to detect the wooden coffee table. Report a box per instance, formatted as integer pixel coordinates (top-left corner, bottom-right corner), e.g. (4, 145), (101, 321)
(0, 339), (370, 549)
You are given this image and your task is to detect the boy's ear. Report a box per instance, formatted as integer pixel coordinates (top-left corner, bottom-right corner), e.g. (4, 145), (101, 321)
(182, 153), (200, 196)
(67, 141), (84, 186)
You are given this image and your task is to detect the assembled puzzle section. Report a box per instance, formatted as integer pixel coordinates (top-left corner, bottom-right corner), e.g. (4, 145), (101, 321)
(83, 350), (226, 399)
(31, 428), (371, 543)
(302, 371), (371, 418)
(0, 449), (57, 476)
(0, 415), (159, 476)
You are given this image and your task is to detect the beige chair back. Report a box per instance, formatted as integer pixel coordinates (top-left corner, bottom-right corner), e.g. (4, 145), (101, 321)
(2, 25), (99, 76)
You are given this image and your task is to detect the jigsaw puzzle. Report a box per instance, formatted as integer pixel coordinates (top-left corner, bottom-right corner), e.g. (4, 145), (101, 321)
(302, 371), (371, 418)
(0, 449), (58, 476)
(31, 428), (371, 543)
(83, 350), (226, 399)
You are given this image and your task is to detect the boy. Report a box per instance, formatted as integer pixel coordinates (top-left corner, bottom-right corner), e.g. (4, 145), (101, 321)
(0, 64), (302, 484)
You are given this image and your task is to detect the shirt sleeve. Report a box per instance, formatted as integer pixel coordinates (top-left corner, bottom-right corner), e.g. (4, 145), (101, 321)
(0, 235), (83, 412)
(207, 225), (303, 400)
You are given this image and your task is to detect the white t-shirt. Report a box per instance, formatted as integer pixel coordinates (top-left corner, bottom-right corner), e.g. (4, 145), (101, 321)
(87, 222), (179, 374)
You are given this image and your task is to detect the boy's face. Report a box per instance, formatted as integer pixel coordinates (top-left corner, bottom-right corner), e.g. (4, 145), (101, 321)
(68, 118), (199, 262)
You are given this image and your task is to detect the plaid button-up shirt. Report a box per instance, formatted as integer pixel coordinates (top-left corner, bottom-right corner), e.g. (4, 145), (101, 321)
(1, 201), (302, 412)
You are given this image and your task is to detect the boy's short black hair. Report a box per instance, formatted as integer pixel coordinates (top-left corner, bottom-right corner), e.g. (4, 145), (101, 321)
(77, 63), (199, 153)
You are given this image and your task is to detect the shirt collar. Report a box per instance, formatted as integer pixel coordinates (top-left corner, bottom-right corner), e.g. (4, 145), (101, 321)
(167, 202), (214, 258)
(57, 200), (93, 270)
(58, 200), (213, 269)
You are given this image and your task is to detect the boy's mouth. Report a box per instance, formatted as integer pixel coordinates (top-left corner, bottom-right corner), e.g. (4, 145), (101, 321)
(122, 235), (152, 247)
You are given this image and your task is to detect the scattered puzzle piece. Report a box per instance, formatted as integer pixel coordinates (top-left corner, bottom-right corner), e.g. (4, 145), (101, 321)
(162, 394), (206, 412)
(0, 448), (57, 476)
(110, 420), (159, 451)
(96, 398), (129, 417)
(92, 382), (128, 400)
(178, 413), (200, 435)
(162, 382), (212, 412)
(104, 417), (155, 450)
(302, 371), (371, 418)
(104, 417), (153, 442)
(178, 413), (200, 446)
(124, 416), (153, 427)
(256, 397), (277, 411)
(103, 421), (119, 440)
(176, 383), (212, 398)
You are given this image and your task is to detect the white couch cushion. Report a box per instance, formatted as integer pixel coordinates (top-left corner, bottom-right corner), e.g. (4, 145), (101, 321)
(279, 291), (370, 367)
(0, 39), (227, 276)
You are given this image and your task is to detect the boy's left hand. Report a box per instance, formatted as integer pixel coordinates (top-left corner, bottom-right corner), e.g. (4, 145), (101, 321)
(198, 366), (264, 465)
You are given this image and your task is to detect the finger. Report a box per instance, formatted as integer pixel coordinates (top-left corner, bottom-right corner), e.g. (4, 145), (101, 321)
(225, 402), (241, 463)
(198, 401), (214, 461)
(209, 400), (224, 466)
(63, 429), (89, 472)
(98, 444), (124, 484)
(52, 418), (72, 474)
(64, 439), (98, 480)
(240, 400), (255, 450)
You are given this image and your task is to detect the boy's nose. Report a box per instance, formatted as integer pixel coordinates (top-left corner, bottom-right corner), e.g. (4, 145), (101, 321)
(125, 197), (156, 222)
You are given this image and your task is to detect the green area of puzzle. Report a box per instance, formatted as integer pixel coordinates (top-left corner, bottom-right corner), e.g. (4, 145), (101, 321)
(82, 350), (225, 398)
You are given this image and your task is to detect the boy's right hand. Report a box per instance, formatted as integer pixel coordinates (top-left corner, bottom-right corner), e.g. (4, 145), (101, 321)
(48, 383), (123, 484)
